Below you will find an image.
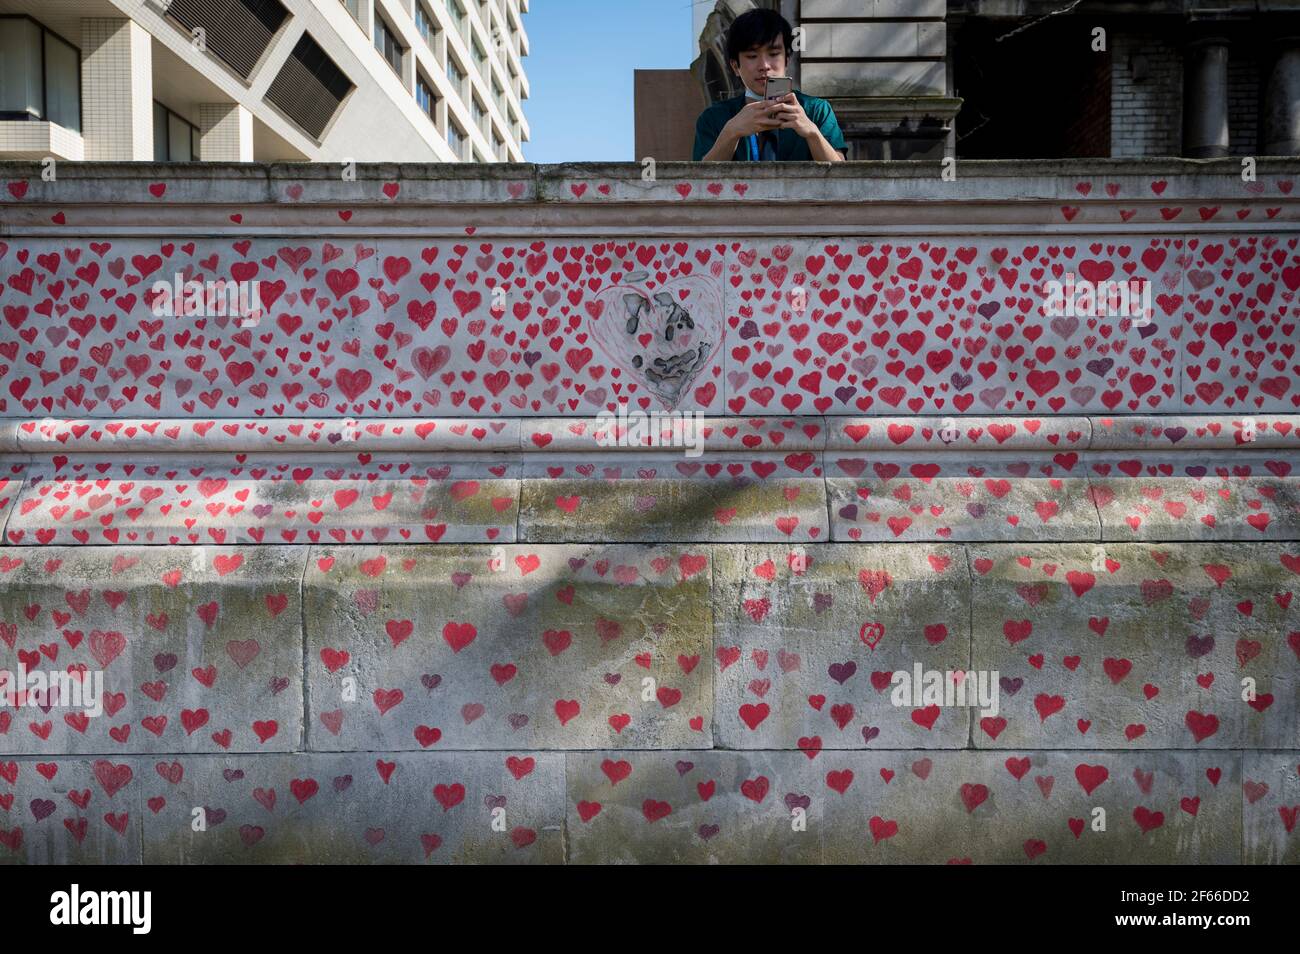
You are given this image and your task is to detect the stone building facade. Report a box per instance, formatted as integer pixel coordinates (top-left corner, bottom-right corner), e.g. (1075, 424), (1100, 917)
(681, 0), (1300, 160)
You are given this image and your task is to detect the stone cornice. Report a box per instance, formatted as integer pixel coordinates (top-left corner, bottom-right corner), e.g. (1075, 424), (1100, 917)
(2, 160), (1299, 235)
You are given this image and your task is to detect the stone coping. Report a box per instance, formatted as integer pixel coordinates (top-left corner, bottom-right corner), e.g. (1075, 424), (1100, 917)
(2, 160), (1298, 233)
(2, 415), (1296, 454)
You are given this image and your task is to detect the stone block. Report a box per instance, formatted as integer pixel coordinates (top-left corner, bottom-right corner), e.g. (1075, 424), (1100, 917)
(970, 542), (1300, 748)
(1091, 452), (1300, 541)
(827, 454), (1098, 541)
(566, 749), (1239, 864)
(800, 61), (948, 98)
(801, 0), (946, 17)
(720, 239), (1184, 416)
(519, 455), (828, 542)
(0, 757), (142, 864)
(303, 545), (713, 750)
(1179, 236), (1299, 413)
(815, 749), (1241, 864)
(140, 753), (564, 863)
(6, 458), (520, 545)
(567, 750), (821, 863)
(803, 22), (945, 60)
(713, 543), (971, 749)
(1243, 751), (1300, 863)
(0, 547), (305, 754)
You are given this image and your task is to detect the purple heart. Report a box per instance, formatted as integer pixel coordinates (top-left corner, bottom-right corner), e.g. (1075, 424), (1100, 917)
(834, 385), (857, 403)
(1164, 426), (1187, 444)
(828, 661), (857, 684)
(950, 372), (972, 390)
(838, 504), (859, 520)
(1000, 676), (1023, 696)
(1085, 358), (1114, 376)
(421, 674), (441, 691)
(269, 676), (288, 695)
(204, 807), (227, 825)
(697, 823), (720, 840)
(523, 351), (541, 368)
(813, 592), (833, 613)
(977, 302), (1001, 319)
(1186, 634), (1215, 658)
(739, 319), (759, 339)
(222, 769), (245, 783)
(861, 725), (880, 744)
(333, 775), (353, 793)
(675, 760), (694, 777)
(154, 653), (178, 673)
(783, 793), (811, 811)
(30, 798), (55, 821)
(508, 713), (529, 730)
(485, 794), (507, 809)
(568, 558), (586, 571)
(1185, 466), (1207, 478)
(603, 673), (622, 685)
(967, 502), (987, 519)
(251, 504), (274, 519)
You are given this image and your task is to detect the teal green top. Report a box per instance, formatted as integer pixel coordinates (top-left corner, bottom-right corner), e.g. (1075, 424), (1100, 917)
(692, 90), (847, 161)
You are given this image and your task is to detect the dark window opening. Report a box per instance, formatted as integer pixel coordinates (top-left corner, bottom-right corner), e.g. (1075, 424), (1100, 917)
(153, 101), (201, 161)
(164, 0), (289, 79)
(0, 15), (82, 133)
(374, 14), (405, 76)
(264, 32), (354, 139)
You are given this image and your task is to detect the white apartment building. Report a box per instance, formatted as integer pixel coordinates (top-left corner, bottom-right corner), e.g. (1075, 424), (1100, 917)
(0, 0), (530, 162)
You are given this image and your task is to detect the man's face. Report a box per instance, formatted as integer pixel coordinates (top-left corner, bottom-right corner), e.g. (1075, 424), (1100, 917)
(730, 38), (787, 97)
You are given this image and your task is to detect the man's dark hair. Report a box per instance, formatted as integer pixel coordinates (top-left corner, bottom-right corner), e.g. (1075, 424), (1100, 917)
(725, 8), (793, 65)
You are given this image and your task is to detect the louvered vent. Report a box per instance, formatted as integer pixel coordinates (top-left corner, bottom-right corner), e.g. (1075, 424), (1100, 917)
(165, 0), (289, 79)
(264, 34), (354, 139)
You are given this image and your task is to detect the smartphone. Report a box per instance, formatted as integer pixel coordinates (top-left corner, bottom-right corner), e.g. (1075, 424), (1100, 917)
(764, 76), (792, 100)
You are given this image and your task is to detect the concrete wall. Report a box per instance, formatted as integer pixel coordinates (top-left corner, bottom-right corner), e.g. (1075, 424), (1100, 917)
(0, 159), (1297, 863)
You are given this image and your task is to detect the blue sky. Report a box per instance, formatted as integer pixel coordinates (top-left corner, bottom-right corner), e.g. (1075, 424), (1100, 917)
(520, 0), (700, 162)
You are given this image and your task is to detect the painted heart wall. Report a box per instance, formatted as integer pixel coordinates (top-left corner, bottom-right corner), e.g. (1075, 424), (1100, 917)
(0, 160), (1297, 864)
(2, 233), (1298, 417)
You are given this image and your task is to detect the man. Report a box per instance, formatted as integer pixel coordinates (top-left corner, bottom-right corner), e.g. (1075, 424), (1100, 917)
(693, 8), (846, 162)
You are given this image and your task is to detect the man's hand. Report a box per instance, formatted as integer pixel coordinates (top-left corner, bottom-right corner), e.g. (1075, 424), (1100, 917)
(769, 92), (845, 161)
(767, 93), (817, 139)
(721, 98), (784, 140)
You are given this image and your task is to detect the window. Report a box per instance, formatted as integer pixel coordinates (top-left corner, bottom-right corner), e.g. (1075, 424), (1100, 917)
(415, 2), (438, 48)
(447, 119), (467, 159)
(374, 15), (405, 76)
(446, 0), (466, 37)
(264, 33), (354, 138)
(472, 37), (487, 78)
(416, 74), (437, 121)
(153, 102), (200, 161)
(164, 0), (288, 80)
(472, 96), (487, 136)
(446, 57), (466, 99)
(0, 16), (81, 133)
(339, 0), (360, 20)
(494, 132), (505, 161)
